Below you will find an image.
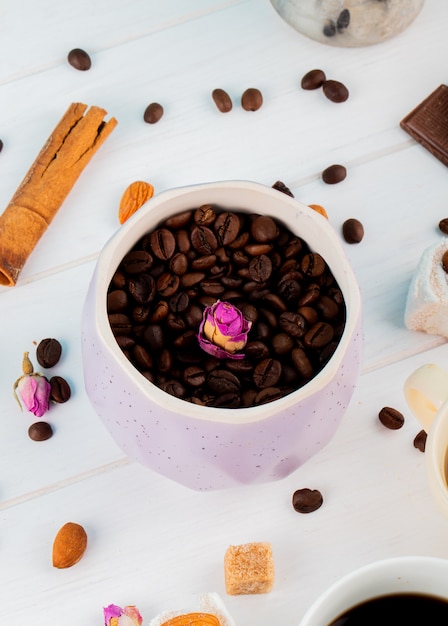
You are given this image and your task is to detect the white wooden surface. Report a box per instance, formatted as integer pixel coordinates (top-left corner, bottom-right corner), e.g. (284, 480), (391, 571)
(2, 1), (448, 624)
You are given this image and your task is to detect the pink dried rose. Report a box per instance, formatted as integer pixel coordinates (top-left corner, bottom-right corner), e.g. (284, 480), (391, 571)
(13, 352), (51, 418)
(197, 300), (252, 360)
(104, 604), (143, 626)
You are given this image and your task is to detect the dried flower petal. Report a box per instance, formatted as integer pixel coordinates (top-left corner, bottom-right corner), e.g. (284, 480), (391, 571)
(197, 300), (252, 359)
(104, 604), (143, 626)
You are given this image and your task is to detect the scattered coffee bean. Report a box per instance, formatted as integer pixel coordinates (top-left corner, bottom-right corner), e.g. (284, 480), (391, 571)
(322, 164), (347, 184)
(241, 88), (263, 111)
(337, 9), (350, 31)
(50, 376), (71, 403)
(438, 218), (448, 235)
(301, 69), (326, 90)
(292, 488), (323, 513)
(272, 181), (294, 197)
(442, 250), (448, 273)
(378, 406), (405, 430)
(28, 421), (53, 441)
(144, 102), (164, 124)
(323, 20), (336, 37)
(0, 139), (3, 153)
(342, 218), (364, 244)
(322, 79), (349, 103)
(36, 338), (62, 369)
(413, 429), (427, 452)
(67, 48), (91, 71)
(212, 88), (233, 113)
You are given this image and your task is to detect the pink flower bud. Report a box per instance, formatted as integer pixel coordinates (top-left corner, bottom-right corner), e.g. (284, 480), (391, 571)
(104, 604), (143, 626)
(198, 300), (252, 359)
(16, 373), (51, 417)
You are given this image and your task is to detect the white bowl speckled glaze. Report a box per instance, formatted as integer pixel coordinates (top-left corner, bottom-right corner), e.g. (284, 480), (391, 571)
(81, 181), (362, 490)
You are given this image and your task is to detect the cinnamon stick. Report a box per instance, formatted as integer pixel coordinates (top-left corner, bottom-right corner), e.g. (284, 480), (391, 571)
(0, 102), (117, 286)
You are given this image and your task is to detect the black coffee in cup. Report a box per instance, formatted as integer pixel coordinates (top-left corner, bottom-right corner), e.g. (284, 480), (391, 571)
(328, 593), (448, 625)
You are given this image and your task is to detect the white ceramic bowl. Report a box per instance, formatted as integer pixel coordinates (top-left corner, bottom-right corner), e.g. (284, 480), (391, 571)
(81, 180), (362, 490)
(300, 556), (448, 625)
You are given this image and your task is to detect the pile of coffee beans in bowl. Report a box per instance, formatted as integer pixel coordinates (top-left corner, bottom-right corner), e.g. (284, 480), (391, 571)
(107, 205), (346, 408)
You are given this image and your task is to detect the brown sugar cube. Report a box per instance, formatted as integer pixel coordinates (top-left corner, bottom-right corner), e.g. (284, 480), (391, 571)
(224, 542), (274, 595)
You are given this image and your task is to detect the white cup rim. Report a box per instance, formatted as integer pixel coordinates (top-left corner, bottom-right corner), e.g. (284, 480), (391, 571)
(300, 556), (448, 625)
(92, 179), (362, 424)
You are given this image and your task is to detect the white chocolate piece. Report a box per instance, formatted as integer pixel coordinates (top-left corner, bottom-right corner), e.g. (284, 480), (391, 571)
(405, 240), (448, 337)
(149, 592), (236, 626)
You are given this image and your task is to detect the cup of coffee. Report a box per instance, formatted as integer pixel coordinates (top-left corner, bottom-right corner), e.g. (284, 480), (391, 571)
(81, 180), (362, 490)
(300, 556), (448, 625)
(404, 363), (448, 517)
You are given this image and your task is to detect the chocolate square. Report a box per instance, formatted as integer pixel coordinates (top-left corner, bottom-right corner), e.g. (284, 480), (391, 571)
(400, 84), (448, 167)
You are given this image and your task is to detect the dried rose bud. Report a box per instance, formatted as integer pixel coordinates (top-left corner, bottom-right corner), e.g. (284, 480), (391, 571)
(197, 300), (252, 360)
(13, 352), (51, 418)
(103, 604), (143, 626)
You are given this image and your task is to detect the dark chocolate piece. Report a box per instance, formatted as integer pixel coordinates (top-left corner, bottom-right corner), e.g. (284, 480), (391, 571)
(400, 84), (448, 167)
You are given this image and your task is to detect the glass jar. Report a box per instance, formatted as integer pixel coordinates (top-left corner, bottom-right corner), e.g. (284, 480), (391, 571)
(270, 0), (425, 47)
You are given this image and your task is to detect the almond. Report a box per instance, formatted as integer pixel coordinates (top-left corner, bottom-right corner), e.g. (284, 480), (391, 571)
(118, 181), (154, 224)
(52, 522), (88, 568)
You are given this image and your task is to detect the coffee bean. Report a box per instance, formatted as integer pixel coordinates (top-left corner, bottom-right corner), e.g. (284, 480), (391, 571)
(207, 369), (241, 394)
(322, 164), (347, 184)
(342, 218), (364, 243)
(0, 139), (4, 153)
(442, 250), (448, 273)
(50, 376), (71, 403)
(414, 429), (427, 452)
(279, 311), (307, 338)
(323, 20), (336, 37)
(212, 88), (233, 112)
(249, 254), (272, 282)
(438, 218), (448, 235)
(150, 228), (175, 260)
(255, 387), (283, 405)
(378, 406), (405, 430)
(214, 212), (240, 246)
(109, 313), (132, 335)
(291, 348), (314, 379)
(157, 272), (180, 297)
(144, 102), (164, 124)
(301, 252), (326, 277)
(133, 344), (153, 369)
(164, 210), (193, 229)
(67, 48), (91, 71)
(241, 87), (263, 111)
(36, 338), (62, 368)
(272, 181), (294, 197)
(292, 488), (323, 513)
(121, 250), (153, 274)
(107, 289), (129, 312)
(304, 322), (334, 348)
(191, 226), (218, 254)
(184, 366), (206, 387)
(194, 204), (216, 226)
(253, 358), (282, 388)
(128, 274), (156, 304)
(28, 421), (53, 441)
(271, 332), (294, 354)
(301, 69), (326, 90)
(322, 79), (349, 103)
(251, 216), (279, 243)
(337, 9), (350, 31)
